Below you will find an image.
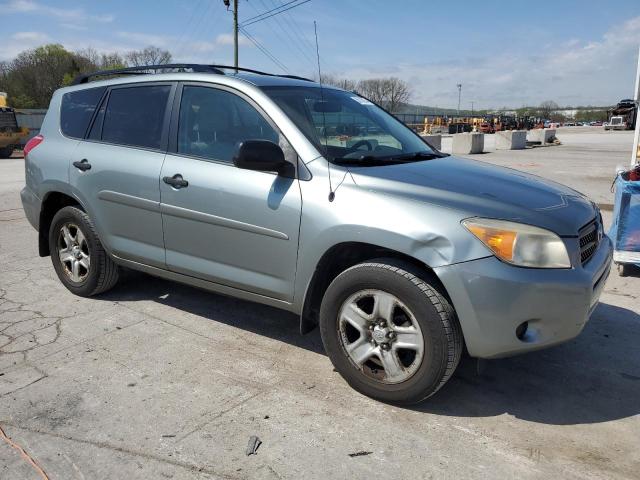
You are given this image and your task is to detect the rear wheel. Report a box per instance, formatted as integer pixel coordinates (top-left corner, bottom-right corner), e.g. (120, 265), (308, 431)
(49, 206), (119, 296)
(0, 147), (14, 158)
(320, 259), (463, 404)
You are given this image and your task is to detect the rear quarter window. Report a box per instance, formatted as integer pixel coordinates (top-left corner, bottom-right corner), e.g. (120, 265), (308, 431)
(60, 87), (106, 139)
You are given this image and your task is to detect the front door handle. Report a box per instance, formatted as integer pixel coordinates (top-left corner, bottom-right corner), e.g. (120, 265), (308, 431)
(163, 174), (189, 189)
(73, 159), (91, 171)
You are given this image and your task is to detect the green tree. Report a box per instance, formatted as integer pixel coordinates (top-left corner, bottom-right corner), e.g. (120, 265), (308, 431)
(575, 110), (608, 122)
(0, 44), (171, 108)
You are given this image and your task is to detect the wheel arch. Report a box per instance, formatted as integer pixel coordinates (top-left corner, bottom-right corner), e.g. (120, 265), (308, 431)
(299, 241), (450, 334)
(38, 191), (86, 257)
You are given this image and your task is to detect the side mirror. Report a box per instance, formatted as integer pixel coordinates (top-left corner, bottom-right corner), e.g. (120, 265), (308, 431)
(233, 140), (292, 176)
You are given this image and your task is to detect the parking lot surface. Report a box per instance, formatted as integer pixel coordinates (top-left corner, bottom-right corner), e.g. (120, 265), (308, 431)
(1, 129), (639, 479)
(445, 126), (634, 206)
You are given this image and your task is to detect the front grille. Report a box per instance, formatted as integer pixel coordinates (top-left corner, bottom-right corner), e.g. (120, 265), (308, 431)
(579, 219), (599, 265)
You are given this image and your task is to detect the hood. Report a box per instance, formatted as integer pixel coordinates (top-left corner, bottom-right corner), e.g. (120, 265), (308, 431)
(349, 156), (596, 236)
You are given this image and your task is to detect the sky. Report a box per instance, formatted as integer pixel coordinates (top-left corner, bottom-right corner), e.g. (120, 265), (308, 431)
(0, 0), (639, 109)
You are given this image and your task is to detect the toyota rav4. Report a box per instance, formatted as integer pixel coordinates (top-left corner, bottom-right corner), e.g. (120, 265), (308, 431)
(21, 64), (613, 404)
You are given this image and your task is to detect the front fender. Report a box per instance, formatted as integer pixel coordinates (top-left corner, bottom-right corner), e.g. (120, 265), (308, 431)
(292, 167), (490, 313)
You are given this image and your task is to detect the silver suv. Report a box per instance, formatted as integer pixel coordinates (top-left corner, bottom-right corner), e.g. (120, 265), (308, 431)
(21, 65), (613, 404)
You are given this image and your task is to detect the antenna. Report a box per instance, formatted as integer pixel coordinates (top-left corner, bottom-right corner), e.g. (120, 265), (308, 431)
(314, 21), (334, 202)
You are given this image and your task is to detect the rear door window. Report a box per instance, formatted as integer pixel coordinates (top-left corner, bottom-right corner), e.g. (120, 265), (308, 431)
(101, 85), (171, 150)
(61, 87), (106, 139)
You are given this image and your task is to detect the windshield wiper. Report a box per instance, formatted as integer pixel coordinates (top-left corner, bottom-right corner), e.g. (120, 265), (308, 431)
(332, 151), (446, 166)
(388, 151), (447, 161)
(332, 155), (396, 166)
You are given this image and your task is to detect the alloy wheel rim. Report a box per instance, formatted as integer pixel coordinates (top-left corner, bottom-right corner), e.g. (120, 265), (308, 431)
(337, 289), (425, 384)
(58, 223), (90, 283)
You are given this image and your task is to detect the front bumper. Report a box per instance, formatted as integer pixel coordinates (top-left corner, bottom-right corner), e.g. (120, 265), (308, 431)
(434, 235), (613, 358)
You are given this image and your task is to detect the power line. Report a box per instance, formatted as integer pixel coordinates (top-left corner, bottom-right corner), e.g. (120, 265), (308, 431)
(174, 0), (207, 56)
(239, 0), (311, 27)
(249, 0), (316, 69)
(238, 26), (289, 73)
(240, 0), (300, 25)
(277, 0), (316, 53)
(175, 1), (218, 60)
(264, 0), (316, 59)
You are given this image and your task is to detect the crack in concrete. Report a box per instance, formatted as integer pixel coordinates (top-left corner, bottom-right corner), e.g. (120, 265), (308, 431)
(0, 423), (50, 479)
(0, 374), (47, 398)
(177, 390), (266, 443)
(117, 301), (279, 365)
(0, 287), (65, 361)
(0, 422), (242, 480)
(0, 275), (145, 382)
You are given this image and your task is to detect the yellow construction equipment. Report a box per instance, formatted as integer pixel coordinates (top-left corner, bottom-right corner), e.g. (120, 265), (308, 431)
(0, 92), (29, 158)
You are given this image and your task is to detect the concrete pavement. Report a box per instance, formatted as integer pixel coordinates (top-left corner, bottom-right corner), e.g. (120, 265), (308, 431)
(444, 126), (634, 207)
(1, 129), (639, 479)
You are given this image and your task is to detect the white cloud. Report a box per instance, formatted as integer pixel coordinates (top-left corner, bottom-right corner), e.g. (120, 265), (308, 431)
(340, 16), (640, 108)
(59, 23), (88, 31)
(0, 30), (50, 60)
(11, 31), (49, 42)
(116, 32), (170, 48)
(1, 0), (114, 24)
(171, 34), (255, 63)
(2, 0), (35, 12)
(214, 33), (252, 47)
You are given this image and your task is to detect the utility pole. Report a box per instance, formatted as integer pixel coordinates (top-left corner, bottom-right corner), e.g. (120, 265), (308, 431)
(233, 0), (239, 70)
(456, 83), (462, 115)
(223, 0), (239, 70)
(632, 45), (640, 167)
(471, 101), (474, 116)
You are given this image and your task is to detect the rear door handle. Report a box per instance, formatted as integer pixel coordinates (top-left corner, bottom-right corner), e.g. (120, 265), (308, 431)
(73, 159), (91, 171)
(163, 174), (189, 189)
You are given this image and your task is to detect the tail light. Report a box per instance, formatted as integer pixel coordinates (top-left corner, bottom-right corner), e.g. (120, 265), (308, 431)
(24, 134), (44, 157)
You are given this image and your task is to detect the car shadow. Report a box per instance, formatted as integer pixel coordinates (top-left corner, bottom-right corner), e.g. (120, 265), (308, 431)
(101, 270), (640, 426)
(99, 268), (326, 355)
(418, 302), (640, 425)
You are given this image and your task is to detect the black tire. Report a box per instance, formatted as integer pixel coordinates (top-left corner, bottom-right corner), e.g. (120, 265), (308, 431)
(617, 263), (632, 277)
(49, 206), (119, 296)
(0, 147), (14, 158)
(319, 259), (463, 405)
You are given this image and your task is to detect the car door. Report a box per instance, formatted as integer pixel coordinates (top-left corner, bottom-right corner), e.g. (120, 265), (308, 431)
(160, 83), (302, 302)
(70, 82), (175, 268)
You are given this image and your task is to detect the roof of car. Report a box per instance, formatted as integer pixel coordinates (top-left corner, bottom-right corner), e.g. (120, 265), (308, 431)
(70, 64), (324, 89)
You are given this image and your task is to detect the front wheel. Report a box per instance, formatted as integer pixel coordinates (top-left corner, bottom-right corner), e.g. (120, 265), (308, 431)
(49, 206), (119, 296)
(0, 147), (14, 158)
(617, 263), (633, 277)
(319, 259), (463, 405)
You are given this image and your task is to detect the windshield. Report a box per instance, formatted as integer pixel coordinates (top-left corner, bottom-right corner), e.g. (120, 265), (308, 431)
(261, 86), (438, 164)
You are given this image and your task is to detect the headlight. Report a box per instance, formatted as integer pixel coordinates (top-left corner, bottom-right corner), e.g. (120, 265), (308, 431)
(462, 218), (571, 268)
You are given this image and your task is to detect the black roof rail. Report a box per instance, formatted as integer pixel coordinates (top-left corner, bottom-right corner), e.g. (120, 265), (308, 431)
(71, 64), (225, 85)
(71, 63), (315, 85)
(207, 65), (314, 82)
